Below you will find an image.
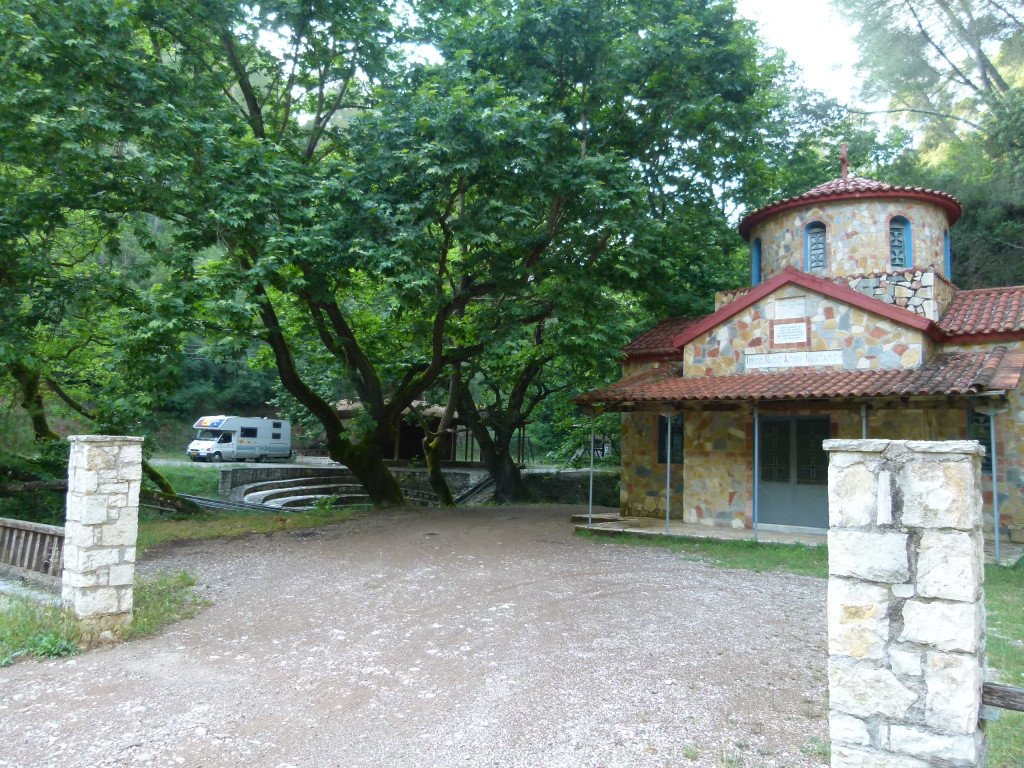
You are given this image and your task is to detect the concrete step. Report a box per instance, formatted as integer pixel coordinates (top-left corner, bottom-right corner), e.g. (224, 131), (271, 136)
(569, 512), (621, 524)
(243, 483), (368, 505)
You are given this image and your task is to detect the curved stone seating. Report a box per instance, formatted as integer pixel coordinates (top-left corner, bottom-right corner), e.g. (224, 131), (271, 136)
(235, 473), (440, 510)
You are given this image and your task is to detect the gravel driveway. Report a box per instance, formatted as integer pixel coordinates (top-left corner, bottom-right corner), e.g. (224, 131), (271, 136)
(0, 506), (828, 768)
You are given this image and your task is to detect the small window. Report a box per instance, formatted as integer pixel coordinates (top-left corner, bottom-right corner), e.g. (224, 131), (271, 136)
(968, 409), (992, 474)
(804, 222), (826, 273)
(943, 230), (952, 279)
(272, 432), (281, 440)
(751, 238), (762, 286)
(657, 415), (683, 464)
(240, 427), (258, 438)
(273, 421), (282, 428)
(890, 216), (912, 268)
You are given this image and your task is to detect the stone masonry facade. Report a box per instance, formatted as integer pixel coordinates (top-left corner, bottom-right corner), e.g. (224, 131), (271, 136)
(62, 435), (143, 633)
(685, 286), (927, 377)
(825, 439), (986, 767)
(749, 198), (951, 283)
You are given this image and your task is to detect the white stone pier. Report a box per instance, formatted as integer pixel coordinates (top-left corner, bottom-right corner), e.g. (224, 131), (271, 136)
(825, 439), (987, 768)
(62, 435), (143, 634)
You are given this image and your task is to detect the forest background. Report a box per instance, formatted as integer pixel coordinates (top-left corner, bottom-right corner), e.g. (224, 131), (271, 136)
(2, 0), (1023, 514)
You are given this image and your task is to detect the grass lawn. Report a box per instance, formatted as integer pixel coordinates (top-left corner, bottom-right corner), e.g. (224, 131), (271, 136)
(1, 570), (206, 666)
(151, 462), (222, 498)
(576, 529), (830, 578)
(137, 504), (364, 552)
(577, 530), (1024, 767)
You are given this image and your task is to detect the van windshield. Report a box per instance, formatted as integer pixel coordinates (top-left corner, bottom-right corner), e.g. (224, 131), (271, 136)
(196, 429), (224, 440)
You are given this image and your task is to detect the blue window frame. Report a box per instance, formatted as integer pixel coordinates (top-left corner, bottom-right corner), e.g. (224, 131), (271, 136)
(890, 216), (912, 268)
(751, 238), (762, 285)
(804, 222), (826, 273)
(944, 229), (952, 279)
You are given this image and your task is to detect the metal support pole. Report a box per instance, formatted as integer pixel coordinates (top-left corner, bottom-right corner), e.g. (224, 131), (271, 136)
(990, 410), (1001, 565)
(588, 412), (595, 527)
(665, 412), (672, 535)
(753, 405), (760, 543)
(860, 403), (868, 439)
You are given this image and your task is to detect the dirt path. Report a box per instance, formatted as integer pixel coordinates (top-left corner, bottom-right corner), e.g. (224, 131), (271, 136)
(0, 506), (828, 768)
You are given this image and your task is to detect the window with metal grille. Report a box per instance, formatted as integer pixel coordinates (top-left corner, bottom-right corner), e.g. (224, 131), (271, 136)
(890, 216), (912, 268)
(804, 223), (826, 273)
(657, 415), (684, 464)
(760, 420), (790, 482)
(795, 420), (830, 485)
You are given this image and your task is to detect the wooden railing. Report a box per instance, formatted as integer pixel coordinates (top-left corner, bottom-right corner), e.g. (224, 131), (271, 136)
(0, 516), (64, 589)
(983, 682), (1024, 713)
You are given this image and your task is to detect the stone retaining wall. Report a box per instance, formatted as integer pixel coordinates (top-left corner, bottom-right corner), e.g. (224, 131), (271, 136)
(825, 439), (986, 767)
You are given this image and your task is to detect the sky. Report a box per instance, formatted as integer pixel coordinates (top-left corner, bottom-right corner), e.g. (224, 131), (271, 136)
(735, 0), (866, 104)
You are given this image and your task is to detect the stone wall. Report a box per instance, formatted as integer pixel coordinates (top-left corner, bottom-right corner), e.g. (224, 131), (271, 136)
(943, 340), (1024, 541)
(749, 197), (951, 282)
(62, 435), (143, 633)
(619, 411), (683, 518)
(843, 269), (956, 321)
(683, 285), (926, 377)
(522, 470), (619, 508)
(825, 439), (986, 767)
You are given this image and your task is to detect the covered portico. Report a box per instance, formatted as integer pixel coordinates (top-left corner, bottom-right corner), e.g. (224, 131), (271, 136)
(578, 346), (1023, 553)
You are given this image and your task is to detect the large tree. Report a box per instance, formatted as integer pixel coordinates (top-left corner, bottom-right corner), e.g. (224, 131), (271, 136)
(1, 0), (782, 505)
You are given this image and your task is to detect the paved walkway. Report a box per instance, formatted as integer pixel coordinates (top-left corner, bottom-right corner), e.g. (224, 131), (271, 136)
(1, 505), (829, 768)
(574, 514), (826, 546)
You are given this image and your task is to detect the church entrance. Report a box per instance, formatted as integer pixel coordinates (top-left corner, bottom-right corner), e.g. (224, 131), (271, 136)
(758, 416), (831, 530)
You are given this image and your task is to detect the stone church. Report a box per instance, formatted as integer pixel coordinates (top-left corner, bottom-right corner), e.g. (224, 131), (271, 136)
(578, 163), (1024, 543)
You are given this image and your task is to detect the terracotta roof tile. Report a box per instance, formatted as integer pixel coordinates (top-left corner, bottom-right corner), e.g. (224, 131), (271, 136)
(938, 285), (1024, 336)
(623, 316), (704, 359)
(578, 347), (1023, 406)
(739, 176), (962, 239)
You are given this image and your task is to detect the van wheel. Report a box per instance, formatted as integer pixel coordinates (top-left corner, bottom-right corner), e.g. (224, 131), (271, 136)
(254, 454), (264, 463)
(212, 452), (222, 462)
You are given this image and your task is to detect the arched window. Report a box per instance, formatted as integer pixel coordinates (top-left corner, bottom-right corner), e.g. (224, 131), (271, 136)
(751, 238), (762, 285)
(889, 216), (912, 268)
(804, 222), (826, 273)
(943, 229), (952, 279)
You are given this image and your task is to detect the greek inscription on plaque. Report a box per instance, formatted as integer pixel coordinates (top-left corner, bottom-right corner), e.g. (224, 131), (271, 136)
(773, 322), (808, 345)
(745, 350), (843, 370)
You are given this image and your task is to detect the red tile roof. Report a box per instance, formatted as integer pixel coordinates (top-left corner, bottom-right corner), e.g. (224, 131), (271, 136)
(623, 316), (704, 359)
(739, 176), (962, 239)
(578, 347), (1024, 407)
(938, 285), (1024, 337)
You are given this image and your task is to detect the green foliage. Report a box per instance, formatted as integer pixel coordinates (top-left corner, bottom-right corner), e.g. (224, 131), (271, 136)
(833, 0), (1024, 288)
(0, 598), (80, 666)
(126, 571), (209, 639)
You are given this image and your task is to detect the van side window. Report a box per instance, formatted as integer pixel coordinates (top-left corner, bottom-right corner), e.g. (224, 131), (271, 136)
(272, 433), (281, 440)
(272, 421), (282, 428)
(240, 427), (258, 438)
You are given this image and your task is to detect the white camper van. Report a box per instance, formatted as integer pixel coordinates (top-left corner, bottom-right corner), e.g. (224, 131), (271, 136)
(186, 416), (292, 462)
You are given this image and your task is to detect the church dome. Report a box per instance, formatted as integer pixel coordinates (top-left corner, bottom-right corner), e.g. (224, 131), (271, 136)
(739, 176), (962, 241)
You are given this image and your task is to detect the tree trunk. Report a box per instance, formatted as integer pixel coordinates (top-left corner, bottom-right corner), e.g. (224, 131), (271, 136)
(329, 438), (405, 507)
(457, 383), (533, 503)
(8, 363), (60, 442)
(483, 444), (532, 503)
(419, 372), (460, 506)
(142, 460), (177, 495)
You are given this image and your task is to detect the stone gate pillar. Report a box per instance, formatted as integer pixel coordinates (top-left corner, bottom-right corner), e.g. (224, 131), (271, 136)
(824, 439), (986, 768)
(62, 435), (144, 633)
